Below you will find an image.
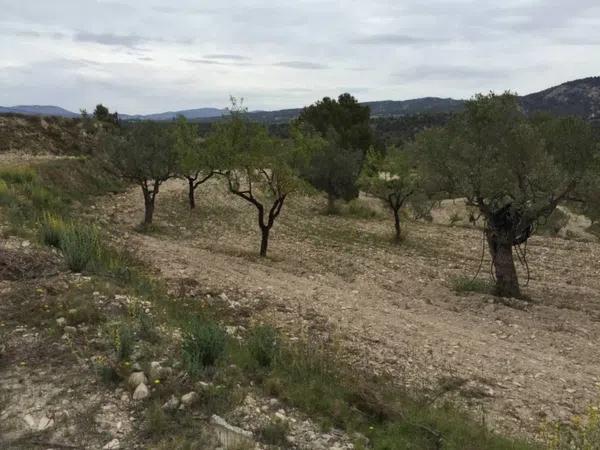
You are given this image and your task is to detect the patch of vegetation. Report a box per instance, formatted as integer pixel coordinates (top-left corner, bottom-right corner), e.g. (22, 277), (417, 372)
(542, 400), (600, 449)
(257, 418), (290, 446)
(338, 198), (382, 219)
(181, 318), (227, 376)
(109, 322), (135, 361)
(60, 224), (101, 272)
(247, 324), (280, 369)
(451, 276), (494, 295)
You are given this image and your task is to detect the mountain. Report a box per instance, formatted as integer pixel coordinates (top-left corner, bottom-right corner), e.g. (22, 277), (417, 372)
(0, 105), (79, 118)
(3, 76), (600, 123)
(120, 107), (227, 121)
(520, 76), (600, 121)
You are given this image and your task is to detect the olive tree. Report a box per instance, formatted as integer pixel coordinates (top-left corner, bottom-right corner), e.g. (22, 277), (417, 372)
(359, 147), (418, 241)
(411, 92), (595, 298)
(173, 116), (217, 209)
(104, 121), (178, 225)
(207, 102), (319, 257)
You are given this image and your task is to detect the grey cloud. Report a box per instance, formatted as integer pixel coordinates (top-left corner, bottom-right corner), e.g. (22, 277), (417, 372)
(273, 61), (328, 70)
(182, 58), (228, 65)
(392, 65), (507, 83)
(352, 34), (441, 45)
(204, 54), (250, 61)
(73, 31), (156, 48)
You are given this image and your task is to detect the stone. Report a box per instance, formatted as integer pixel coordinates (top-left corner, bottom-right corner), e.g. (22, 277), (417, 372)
(180, 391), (198, 406)
(132, 383), (149, 401)
(128, 372), (147, 389)
(210, 414), (253, 447)
(56, 317), (67, 327)
(162, 395), (179, 411)
(64, 326), (77, 335)
(103, 439), (120, 449)
(23, 414), (36, 428)
(131, 362), (142, 372)
(38, 416), (54, 430)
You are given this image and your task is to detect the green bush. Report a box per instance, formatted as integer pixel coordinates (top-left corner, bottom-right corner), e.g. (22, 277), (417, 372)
(182, 318), (226, 376)
(60, 224), (101, 272)
(248, 325), (279, 369)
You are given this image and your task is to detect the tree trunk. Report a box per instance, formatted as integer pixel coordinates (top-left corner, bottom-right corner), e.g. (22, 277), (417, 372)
(326, 192), (336, 214)
(487, 230), (520, 298)
(259, 226), (270, 257)
(188, 178), (196, 209)
(393, 207), (401, 241)
(143, 192), (155, 225)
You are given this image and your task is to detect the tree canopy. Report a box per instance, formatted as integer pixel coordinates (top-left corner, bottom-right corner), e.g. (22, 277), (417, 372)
(206, 100), (322, 256)
(104, 121), (178, 225)
(412, 92), (596, 297)
(359, 147), (419, 240)
(297, 93), (373, 205)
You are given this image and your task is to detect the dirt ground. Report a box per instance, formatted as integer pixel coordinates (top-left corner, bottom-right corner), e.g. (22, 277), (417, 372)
(92, 179), (600, 439)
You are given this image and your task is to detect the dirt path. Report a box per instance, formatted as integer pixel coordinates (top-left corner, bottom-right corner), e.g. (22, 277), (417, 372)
(94, 180), (600, 438)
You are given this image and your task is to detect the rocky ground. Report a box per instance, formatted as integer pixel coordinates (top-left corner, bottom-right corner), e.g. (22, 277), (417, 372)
(91, 179), (600, 439)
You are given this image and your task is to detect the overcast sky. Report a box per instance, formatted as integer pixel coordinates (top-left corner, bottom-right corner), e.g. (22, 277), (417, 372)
(1, 0), (599, 114)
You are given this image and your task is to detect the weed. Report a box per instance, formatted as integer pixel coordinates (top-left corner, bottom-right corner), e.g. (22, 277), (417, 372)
(109, 323), (135, 361)
(247, 325), (279, 369)
(181, 318), (226, 376)
(145, 401), (169, 437)
(451, 276), (494, 295)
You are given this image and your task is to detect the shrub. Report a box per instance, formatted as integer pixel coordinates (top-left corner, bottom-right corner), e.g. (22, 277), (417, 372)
(39, 213), (67, 247)
(451, 276), (494, 295)
(248, 325), (279, 369)
(59, 224), (100, 272)
(182, 318), (226, 376)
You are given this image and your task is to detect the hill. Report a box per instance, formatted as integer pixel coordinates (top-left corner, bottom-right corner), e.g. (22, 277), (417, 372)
(520, 76), (600, 121)
(0, 105), (79, 118)
(3, 76), (600, 123)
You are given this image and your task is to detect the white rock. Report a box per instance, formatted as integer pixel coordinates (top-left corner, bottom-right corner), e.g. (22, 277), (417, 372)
(128, 372), (147, 389)
(64, 326), (77, 335)
(180, 391), (198, 406)
(148, 362), (161, 380)
(103, 438), (120, 449)
(210, 414), (253, 447)
(162, 395), (179, 411)
(38, 416), (54, 430)
(23, 414), (36, 428)
(56, 317), (67, 327)
(132, 383), (149, 400)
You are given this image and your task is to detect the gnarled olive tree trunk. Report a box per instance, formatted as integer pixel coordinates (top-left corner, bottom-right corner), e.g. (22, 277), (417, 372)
(485, 228), (520, 298)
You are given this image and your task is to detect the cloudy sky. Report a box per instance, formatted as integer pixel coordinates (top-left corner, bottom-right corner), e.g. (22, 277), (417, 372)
(1, 0), (600, 114)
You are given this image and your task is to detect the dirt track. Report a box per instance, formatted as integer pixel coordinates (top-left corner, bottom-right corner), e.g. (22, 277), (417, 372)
(94, 179), (600, 438)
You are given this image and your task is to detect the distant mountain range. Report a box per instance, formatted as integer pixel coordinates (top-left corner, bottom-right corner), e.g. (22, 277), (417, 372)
(2, 76), (600, 123)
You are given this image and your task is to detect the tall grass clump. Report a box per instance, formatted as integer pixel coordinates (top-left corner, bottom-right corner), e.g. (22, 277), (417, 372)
(60, 224), (101, 272)
(247, 325), (280, 369)
(0, 166), (36, 185)
(182, 318), (226, 376)
(39, 213), (67, 247)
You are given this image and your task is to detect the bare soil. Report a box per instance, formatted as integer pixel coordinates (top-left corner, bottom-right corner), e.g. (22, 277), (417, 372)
(92, 179), (600, 439)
